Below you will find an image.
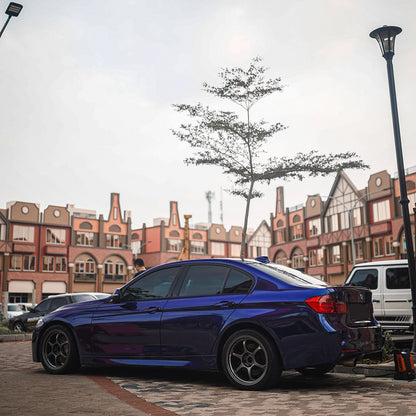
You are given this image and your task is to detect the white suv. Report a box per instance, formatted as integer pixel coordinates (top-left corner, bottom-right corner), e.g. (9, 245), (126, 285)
(345, 260), (411, 332)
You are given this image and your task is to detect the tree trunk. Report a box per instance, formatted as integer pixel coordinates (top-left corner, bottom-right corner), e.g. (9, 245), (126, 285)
(240, 180), (255, 259)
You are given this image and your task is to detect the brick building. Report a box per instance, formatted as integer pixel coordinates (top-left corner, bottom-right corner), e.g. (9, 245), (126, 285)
(269, 169), (416, 285)
(0, 193), (133, 312)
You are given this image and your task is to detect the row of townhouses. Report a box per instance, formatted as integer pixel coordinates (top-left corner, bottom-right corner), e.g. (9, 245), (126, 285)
(1, 166), (415, 309)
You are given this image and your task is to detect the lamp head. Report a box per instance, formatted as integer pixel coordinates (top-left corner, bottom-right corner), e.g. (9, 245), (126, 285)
(370, 25), (402, 60)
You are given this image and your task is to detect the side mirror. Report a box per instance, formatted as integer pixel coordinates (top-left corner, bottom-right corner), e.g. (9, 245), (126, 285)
(111, 288), (121, 303)
(29, 308), (36, 313)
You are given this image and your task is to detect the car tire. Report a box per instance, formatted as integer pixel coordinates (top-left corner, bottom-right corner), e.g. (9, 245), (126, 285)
(222, 329), (281, 390)
(295, 363), (335, 376)
(13, 321), (25, 332)
(40, 325), (80, 374)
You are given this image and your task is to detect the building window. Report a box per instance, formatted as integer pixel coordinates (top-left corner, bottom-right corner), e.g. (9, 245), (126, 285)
(292, 254), (304, 268)
(353, 208), (362, 226)
(10, 255), (22, 270)
(230, 244), (240, 257)
(330, 214), (339, 232)
(43, 256), (54, 272)
(308, 219), (321, 237)
(309, 248), (324, 266)
(355, 241), (364, 260)
(211, 242), (225, 256)
(56, 257), (67, 272)
(114, 207), (118, 220)
(13, 225), (35, 242)
(75, 259), (96, 281)
(23, 255), (36, 271)
(104, 260), (125, 281)
(168, 239), (182, 252)
(372, 200), (391, 222)
(276, 229), (285, 243)
(373, 237), (383, 257)
(191, 241), (205, 254)
(106, 234), (122, 248)
(290, 224), (303, 240)
(331, 245), (341, 264)
(385, 235), (394, 256)
(76, 232), (94, 246)
(46, 228), (66, 244)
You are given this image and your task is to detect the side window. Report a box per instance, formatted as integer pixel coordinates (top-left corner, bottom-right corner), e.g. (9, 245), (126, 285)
(179, 265), (229, 297)
(72, 294), (95, 303)
(50, 297), (68, 311)
(386, 267), (410, 289)
(36, 299), (53, 313)
(224, 269), (253, 294)
(347, 269), (378, 290)
(122, 267), (179, 301)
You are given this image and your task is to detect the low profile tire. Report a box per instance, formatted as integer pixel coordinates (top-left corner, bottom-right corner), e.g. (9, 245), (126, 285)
(40, 325), (80, 374)
(222, 329), (282, 390)
(295, 363), (335, 376)
(13, 321), (25, 332)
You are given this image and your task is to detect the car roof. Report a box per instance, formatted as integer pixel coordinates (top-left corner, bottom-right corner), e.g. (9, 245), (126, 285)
(352, 259), (408, 268)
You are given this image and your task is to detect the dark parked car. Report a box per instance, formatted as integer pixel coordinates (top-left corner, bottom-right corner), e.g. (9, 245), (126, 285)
(9, 293), (109, 332)
(32, 258), (383, 390)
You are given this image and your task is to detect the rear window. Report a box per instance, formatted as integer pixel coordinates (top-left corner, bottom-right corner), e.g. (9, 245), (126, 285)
(347, 269), (378, 290)
(386, 267), (409, 289)
(249, 262), (328, 287)
(72, 294), (95, 303)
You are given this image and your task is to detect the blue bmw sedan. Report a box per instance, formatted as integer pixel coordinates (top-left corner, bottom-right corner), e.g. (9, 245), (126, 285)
(32, 258), (383, 390)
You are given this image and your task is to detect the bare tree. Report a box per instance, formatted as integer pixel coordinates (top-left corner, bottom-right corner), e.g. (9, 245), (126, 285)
(172, 57), (368, 258)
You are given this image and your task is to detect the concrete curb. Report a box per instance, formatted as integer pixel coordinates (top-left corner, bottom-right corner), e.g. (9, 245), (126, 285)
(334, 362), (395, 378)
(0, 333), (32, 342)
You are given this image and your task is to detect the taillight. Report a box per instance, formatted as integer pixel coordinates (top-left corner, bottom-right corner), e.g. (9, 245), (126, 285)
(305, 295), (347, 314)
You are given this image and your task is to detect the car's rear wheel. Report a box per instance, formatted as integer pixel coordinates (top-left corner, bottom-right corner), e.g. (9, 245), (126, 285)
(222, 329), (281, 390)
(295, 363), (335, 376)
(40, 325), (80, 374)
(13, 321), (25, 332)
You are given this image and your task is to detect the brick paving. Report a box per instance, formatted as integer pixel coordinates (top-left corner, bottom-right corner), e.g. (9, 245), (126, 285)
(2, 340), (416, 415)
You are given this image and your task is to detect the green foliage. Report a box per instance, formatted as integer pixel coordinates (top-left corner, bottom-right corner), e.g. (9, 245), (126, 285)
(172, 57), (368, 257)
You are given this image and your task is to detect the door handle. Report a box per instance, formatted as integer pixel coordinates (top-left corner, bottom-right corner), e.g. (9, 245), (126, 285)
(214, 301), (235, 308)
(143, 306), (161, 313)
(385, 300), (408, 303)
(372, 300), (380, 303)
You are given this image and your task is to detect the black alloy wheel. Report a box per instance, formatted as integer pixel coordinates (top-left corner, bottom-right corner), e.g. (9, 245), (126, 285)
(13, 321), (25, 332)
(222, 329), (281, 390)
(40, 325), (80, 374)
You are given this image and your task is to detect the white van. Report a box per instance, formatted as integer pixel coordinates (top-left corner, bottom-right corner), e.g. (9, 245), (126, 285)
(344, 260), (412, 332)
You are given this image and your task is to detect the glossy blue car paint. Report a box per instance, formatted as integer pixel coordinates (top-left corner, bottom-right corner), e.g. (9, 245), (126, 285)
(32, 258), (383, 384)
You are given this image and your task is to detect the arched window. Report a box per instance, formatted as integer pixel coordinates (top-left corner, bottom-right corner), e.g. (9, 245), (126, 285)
(80, 222), (93, 230)
(109, 225), (121, 232)
(193, 232), (203, 240)
(74, 257), (96, 281)
(276, 219), (284, 227)
(169, 230), (180, 237)
(293, 214), (301, 223)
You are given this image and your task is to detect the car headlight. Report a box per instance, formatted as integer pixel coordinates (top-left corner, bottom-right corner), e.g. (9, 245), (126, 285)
(36, 318), (44, 328)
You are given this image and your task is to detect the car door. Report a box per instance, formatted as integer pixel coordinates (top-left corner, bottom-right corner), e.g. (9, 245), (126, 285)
(382, 266), (412, 328)
(91, 266), (181, 358)
(161, 264), (253, 358)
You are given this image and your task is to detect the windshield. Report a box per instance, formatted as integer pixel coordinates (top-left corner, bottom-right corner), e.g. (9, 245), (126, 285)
(249, 261), (328, 288)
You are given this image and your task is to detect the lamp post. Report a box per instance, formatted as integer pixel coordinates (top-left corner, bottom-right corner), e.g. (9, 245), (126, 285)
(370, 25), (416, 352)
(0, 2), (23, 38)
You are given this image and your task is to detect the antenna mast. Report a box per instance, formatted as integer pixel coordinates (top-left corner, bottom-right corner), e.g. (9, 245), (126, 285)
(205, 191), (215, 223)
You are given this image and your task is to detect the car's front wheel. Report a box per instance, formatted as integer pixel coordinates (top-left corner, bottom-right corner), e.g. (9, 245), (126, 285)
(295, 363), (335, 376)
(40, 325), (80, 374)
(13, 321), (25, 332)
(222, 329), (281, 390)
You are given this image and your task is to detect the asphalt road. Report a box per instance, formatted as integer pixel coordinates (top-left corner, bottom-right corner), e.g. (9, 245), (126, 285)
(2, 341), (416, 416)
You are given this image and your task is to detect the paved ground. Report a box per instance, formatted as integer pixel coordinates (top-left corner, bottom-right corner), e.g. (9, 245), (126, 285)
(2, 340), (416, 415)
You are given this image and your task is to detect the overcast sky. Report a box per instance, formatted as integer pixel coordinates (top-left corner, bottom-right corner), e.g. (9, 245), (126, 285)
(1, 0), (416, 230)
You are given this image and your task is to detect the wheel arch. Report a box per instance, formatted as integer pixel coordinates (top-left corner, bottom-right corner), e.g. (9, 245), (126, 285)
(216, 322), (283, 371)
(36, 320), (80, 362)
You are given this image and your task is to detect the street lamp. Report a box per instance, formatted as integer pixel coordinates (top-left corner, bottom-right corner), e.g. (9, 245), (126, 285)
(370, 25), (416, 353)
(0, 2), (23, 39)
